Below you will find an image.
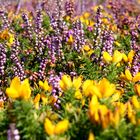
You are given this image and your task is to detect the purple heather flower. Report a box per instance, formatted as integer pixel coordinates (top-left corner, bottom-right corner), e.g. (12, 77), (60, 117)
(10, 39), (26, 80)
(0, 43), (6, 77)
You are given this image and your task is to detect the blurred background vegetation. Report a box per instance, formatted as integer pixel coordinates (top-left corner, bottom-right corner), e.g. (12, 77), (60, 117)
(0, 0), (105, 15)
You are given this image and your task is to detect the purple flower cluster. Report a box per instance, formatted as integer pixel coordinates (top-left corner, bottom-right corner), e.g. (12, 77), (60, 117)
(22, 13), (33, 39)
(93, 7), (103, 50)
(0, 10), (9, 30)
(38, 58), (48, 80)
(48, 72), (61, 95)
(34, 8), (45, 55)
(11, 39), (26, 80)
(65, 0), (75, 18)
(102, 31), (114, 55)
(0, 43), (6, 77)
(72, 20), (85, 52)
(100, 30), (114, 67)
(127, 29), (140, 76)
(7, 123), (20, 140)
(48, 72), (62, 109)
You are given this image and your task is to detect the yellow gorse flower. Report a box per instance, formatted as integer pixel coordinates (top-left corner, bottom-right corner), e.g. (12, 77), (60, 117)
(88, 95), (117, 128)
(88, 131), (95, 140)
(95, 78), (116, 98)
(125, 69), (133, 81)
(59, 75), (72, 91)
(44, 118), (55, 135)
(67, 35), (74, 44)
(39, 80), (52, 92)
(83, 45), (90, 52)
(40, 93), (48, 105)
(128, 50), (135, 63)
(122, 53), (128, 62)
(131, 96), (140, 109)
(103, 52), (112, 63)
(74, 90), (83, 100)
(112, 50), (123, 63)
(54, 119), (69, 135)
(89, 95), (122, 128)
(83, 12), (90, 19)
(44, 118), (69, 135)
(133, 72), (140, 82)
(121, 69), (140, 82)
(82, 78), (115, 98)
(0, 29), (15, 47)
(82, 80), (94, 97)
(6, 77), (31, 100)
(73, 76), (83, 90)
(103, 50), (135, 64)
(135, 84), (140, 96)
(127, 102), (136, 124)
(103, 50), (123, 64)
(0, 29), (10, 40)
(33, 94), (40, 109)
(59, 75), (82, 91)
(0, 100), (4, 109)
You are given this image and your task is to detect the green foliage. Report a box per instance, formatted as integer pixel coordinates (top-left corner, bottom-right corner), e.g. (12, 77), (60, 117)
(0, 109), (9, 138)
(42, 15), (50, 30)
(96, 119), (135, 140)
(9, 100), (44, 140)
(103, 63), (124, 83)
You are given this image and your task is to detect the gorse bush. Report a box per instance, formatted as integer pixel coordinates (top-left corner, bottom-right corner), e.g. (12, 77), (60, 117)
(0, 0), (140, 140)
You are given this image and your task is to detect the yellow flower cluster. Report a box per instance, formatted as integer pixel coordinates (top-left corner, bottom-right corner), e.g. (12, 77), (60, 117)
(44, 118), (69, 135)
(126, 96), (140, 125)
(0, 29), (15, 47)
(120, 69), (140, 82)
(39, 80), (52, 92)
(88, 93), (140, 128)
(82, 78), (116, 98)
(79, 12), (94, 27)
(103, 50), (135, 65)
(59, 75), (117, 99)
(88, 95), (122, 128)
(6, 77), (31, 100)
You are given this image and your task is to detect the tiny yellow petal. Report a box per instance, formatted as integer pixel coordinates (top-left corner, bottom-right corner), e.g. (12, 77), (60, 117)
(41, 93), (48, 105)
(88, 132), (95, 140)
(39, 81), (44, 89)
(112, 50), (123, 63)
(114, 41), (121, 47)
(83, 12), (90, 19)
(44, 118), (55, 135)
(128, 50), (135, 63)
(73, 76), (82, 90)
(54, 120), (69, 135)
(133, 72), (140, 83)
(135, 84), (140, 96)
(83, 45), (90, 51)
(111, 92), (121, 102)
(67, 35), (74, 44)
(122, 53), (128, 62)
(125, 69), (132, 81)
(74, 90), (82, 99)
(34, 94), (40, 103)
(98, 78), (115, 98)
(44, 80), (50, 91)
(60, 75), (72, 91)
(103, 52), (112, 63)
(82, 80), (94, 96)
(131, 96), (140, 109)
(10, 77), (21, 90)
(20, 79), (31, 100)
(6, 88), (20, 99)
